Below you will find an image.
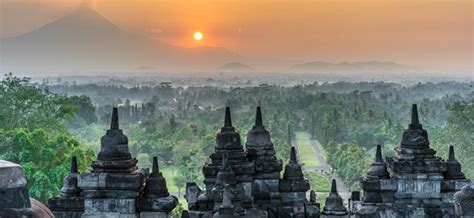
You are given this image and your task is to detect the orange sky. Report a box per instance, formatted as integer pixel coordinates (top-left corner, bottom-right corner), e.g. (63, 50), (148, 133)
(1, 0), (472, 71)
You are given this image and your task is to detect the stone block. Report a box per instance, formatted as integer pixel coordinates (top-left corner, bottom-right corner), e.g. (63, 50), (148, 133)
(395, 179), (441, 199)
(48, 197), (84, 210)
(51, 211), (83, 218)
(254, 179), (279, 192)
(82, 190), (140, 198)
(280, 180), (310, 192)
(0, 160), (30, 209)
(441, 179), (471, 192)
(78, 172), (145, 190)
(82, 212), (138, 218)
(305, 203), (320, 218)
(281, 192), (307, 204)
(187, 210), (213, 218)
(292, 203), (306, 217)
(139, 212), (173, 218)
(242, 182), (253, 199)
(84, 198), (137, 214)
(137, 196), (179, 212)
(454, 183), (474, 217)
(379, 179), (397, 190)
(0, 160), (27, 189)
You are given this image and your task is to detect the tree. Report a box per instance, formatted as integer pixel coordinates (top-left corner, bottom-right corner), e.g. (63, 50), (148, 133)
(0, 74), (75, 131)
(310, 114), (316, 139)
(173, 174), (187, 197)
(0, 128), (94, 202)
(69, 95), (98, 124)
(432, 100), (474, 178)
(287, 123), (292, 146)
(0, 74), (95, 202)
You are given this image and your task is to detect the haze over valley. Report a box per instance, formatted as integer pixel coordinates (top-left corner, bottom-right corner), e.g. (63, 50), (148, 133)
(1, 0), (471, 79)
(0, 1), (473, 217)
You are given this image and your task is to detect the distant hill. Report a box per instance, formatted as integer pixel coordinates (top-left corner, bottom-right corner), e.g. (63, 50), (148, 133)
(0, 5), (241, 72)
(289, 61), (413, 73)
(136, 65), (157, 72)
(217, 62), (254, 72)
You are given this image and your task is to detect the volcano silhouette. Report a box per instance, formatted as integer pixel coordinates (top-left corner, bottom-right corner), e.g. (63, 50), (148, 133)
(1, 5), (240, 72)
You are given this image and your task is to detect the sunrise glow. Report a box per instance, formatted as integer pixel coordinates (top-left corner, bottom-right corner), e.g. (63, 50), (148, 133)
(194, 32), (203, 41)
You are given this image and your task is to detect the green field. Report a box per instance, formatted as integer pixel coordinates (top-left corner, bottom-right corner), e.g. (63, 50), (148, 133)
(305, 170), (331, 207)
(295, 131), (320, 167)
(316, 140), (328, 160)
(295, 131), (331, 206)
(160, 166), (180, 193)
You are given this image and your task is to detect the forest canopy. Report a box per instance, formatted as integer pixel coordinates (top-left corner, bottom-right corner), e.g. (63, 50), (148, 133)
(1, 74), (473, 203)
(0, 74), (95, 202)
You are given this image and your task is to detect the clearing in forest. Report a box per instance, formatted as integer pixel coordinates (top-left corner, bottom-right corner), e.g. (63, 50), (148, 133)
(294, 131), (321, 167)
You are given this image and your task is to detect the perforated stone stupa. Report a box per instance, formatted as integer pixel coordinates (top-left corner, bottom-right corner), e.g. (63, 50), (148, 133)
(185, 106), (320, 217)
(351, 104), (471, 217)
(0, 103), (471, 218)
(48, 108), (178, 217)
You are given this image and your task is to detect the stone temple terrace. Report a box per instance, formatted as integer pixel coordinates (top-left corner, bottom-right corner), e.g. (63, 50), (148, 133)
(0, 104), (473, 217)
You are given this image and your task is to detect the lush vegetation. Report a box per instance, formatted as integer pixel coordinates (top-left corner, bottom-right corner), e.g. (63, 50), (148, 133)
(295, 132), (320, 167)
(1, 74), (473, 205)
(0, 74), (95, 202)
(431, 100), (474, 178)
(47, 79), (472, 192)
(304, 171), (331, 207)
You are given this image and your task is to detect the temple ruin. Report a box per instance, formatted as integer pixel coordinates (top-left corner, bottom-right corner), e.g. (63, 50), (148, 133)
(1, 104), (473, 217)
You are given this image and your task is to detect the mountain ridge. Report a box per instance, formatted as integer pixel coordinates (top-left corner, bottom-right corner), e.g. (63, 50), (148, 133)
(217, 62), (254, 72)
(1, 5), (241, 72)
(290, 61), (413, 73)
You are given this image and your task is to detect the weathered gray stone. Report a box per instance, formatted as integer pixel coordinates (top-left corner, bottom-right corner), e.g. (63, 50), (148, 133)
(305, 191), (320, 218)
(353, 104), (472, 218)
(139, 212), (173, 218)
(137, 196), (178, 212)
(78, 170), (146, 190)
(143, 157), (169, 198)
(322, 180), (347, 217)
(48, 156), (85, 218)
(0, 160), (30, 209)
(48, 108), (178, 217)
(253, 179), (279, 193)
(48, 197), (84, 217)
(454, 183), (474, 217)
(203, 107), (255, 193)
(84, 199), (137, 214)
(444, 145), (466, 180)
(0, 160), (28, 189)
(0, 160), (54, 217)
(82, 212), (138, 218)
(211, 154), (245, 212)
(187, 106), (321, 217)
(366, 145), (389, 179)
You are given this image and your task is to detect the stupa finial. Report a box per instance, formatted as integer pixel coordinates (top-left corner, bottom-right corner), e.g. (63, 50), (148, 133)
(152, 156), (160, 174)
(224, 107), (232, 127)
(111, 107), (119, 130)
(290, 147), (297, 163)
(449, 145), (456, 161)
(411, 104), (420, 125)
(331, 179), (338, 193)
(255, 106), (263, 126)
(70, 156), (78, 173)
(375, 145), (383, 162)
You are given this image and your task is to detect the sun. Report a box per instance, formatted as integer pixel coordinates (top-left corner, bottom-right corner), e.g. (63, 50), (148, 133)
(194, 32), (203, 41)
